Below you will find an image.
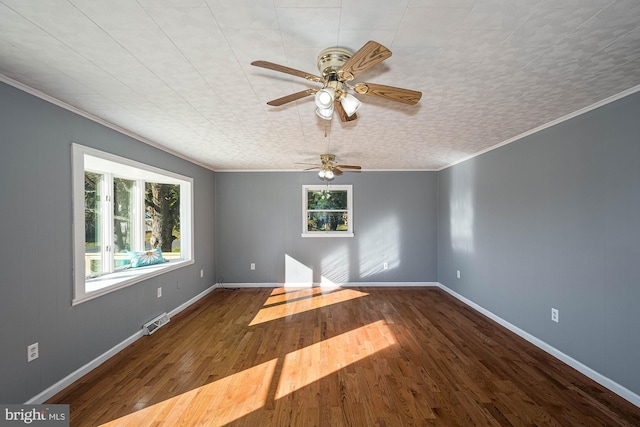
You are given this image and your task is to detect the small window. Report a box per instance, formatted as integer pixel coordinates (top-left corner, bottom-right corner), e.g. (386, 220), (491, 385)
(73, 144), (193, 304)
(302, 185), (353, 237)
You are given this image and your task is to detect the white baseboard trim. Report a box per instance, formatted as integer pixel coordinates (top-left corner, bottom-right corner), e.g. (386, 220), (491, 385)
(26, 284), (218, 404)
(168, 283), (219, 318)
(342, 281), (439, 287)
(436, 283), (640, 408)
(217, 281), (439, 288)
(217, 282), (280, 288)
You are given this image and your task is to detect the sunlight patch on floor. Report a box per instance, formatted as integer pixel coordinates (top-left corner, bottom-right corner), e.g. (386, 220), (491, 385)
(99, 289), (397, 425)
(264, 287), (326, 305)
(99, 359), (278, 427)
(249, 288), (369, 326)
(275, 320), (396, 399)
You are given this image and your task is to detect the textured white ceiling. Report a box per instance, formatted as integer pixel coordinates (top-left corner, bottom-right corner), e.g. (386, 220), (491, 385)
(1, 0), (639, 171)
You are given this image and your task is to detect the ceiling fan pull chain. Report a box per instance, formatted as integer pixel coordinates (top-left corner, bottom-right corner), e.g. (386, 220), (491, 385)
(324, 119), (331, 138)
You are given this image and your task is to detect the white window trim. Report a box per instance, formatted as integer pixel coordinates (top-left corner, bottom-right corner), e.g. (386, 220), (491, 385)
(72, 143), (194, 305)
(302, 184), (354, 238)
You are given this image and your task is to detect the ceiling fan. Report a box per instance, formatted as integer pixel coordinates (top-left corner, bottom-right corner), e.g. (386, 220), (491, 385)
(251, 41), (422, 122)
(300, 154), (361, 180)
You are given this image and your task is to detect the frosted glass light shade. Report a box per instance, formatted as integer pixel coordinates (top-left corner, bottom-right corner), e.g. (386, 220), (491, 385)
(315, 88), (335, 109)
(318, 169), (334, 180)
(316, 107), (333, 120)
(340, 93), (361, 117)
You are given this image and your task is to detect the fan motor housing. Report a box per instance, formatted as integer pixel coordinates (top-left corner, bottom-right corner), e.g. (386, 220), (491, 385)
(320, 153), (336, 164)
(317, 47), (352, 76)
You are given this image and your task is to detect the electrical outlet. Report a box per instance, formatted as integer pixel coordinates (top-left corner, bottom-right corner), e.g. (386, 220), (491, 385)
(383, 262), (388, 270)
(200, 269), (204, 278)
(457, 270), (461, 279)
(27, 343), (38, 362)
(551, 308), (559, 323)
(157, 287), (162, 298)
(250, 263), (256, 270)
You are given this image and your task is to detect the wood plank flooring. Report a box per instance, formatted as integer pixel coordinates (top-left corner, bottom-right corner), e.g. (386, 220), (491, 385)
(48, 287), (640, 426)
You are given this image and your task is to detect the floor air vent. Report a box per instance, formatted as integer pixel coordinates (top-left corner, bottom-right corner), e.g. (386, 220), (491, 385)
(143, 312), (170, 335)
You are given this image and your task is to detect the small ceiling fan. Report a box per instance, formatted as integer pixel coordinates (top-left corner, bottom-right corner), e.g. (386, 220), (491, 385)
(251, 41), (422, 122)
(299, 154), (361, 180)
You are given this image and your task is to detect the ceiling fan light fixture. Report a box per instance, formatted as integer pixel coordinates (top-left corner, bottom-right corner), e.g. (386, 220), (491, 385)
(314, 87), (335, 109)
(324, 170), (335, 180)
(340, 93), (362, 117)
(315, 106), (333, 120)
(253, 41), (422, 125)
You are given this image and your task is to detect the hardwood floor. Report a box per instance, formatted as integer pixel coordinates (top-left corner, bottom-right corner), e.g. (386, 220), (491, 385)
(48, 287), (640, 426)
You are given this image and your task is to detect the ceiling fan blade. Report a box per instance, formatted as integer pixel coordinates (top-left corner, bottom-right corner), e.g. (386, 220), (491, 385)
(336, 164), (361, 170)
(334, 100), (358, 122)
(338, 41), (392, 81)
(251, 60), (322, 83)
(267, 89), (317, 106)
(353, 83), (422, 105)
(331, 167), (344, 176)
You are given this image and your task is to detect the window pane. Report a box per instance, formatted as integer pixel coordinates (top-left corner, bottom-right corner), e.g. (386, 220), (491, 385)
(145, 182), (181, 258)
(307, 211), (349, 232)
(114, 178), (134, 270)
(85, 172), (102, 278)
(307, 190), (348, 210)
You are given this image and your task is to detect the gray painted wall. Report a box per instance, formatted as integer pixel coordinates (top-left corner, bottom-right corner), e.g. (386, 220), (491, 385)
(438, 91), (640, 395)
(215, 171), (438, 285)
(0, 82), (216, 403)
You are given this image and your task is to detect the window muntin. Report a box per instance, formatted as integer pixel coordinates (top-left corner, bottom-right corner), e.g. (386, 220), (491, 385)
(302, 185), (353, 237)
(113, 177), (135, 271)
(73, 144), (193, 304)
(84, 171), (103, 277)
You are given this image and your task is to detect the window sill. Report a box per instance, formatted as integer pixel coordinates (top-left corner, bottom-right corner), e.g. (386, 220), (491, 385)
(73, 259), (193, 305)
(301, 232), (354, 238)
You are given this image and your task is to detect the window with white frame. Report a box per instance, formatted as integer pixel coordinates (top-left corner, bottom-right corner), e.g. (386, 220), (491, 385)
(72, 144), (193, 304)
(302, 185), (353, 237)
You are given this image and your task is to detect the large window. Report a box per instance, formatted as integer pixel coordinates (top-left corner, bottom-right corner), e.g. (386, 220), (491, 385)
(73, 144), (193, 304)
(302, 185), (353, 237)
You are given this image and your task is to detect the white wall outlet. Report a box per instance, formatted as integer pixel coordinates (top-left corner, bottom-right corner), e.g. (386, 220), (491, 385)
(456, 270), (461, 279)
(250, 263), (256, 270)
(200, 269), (204, 278)
(551, 308), (559, 323)
(157, 287), (162, 298)
(383, 262), (388, 270)
(27, 343), (38, 362)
